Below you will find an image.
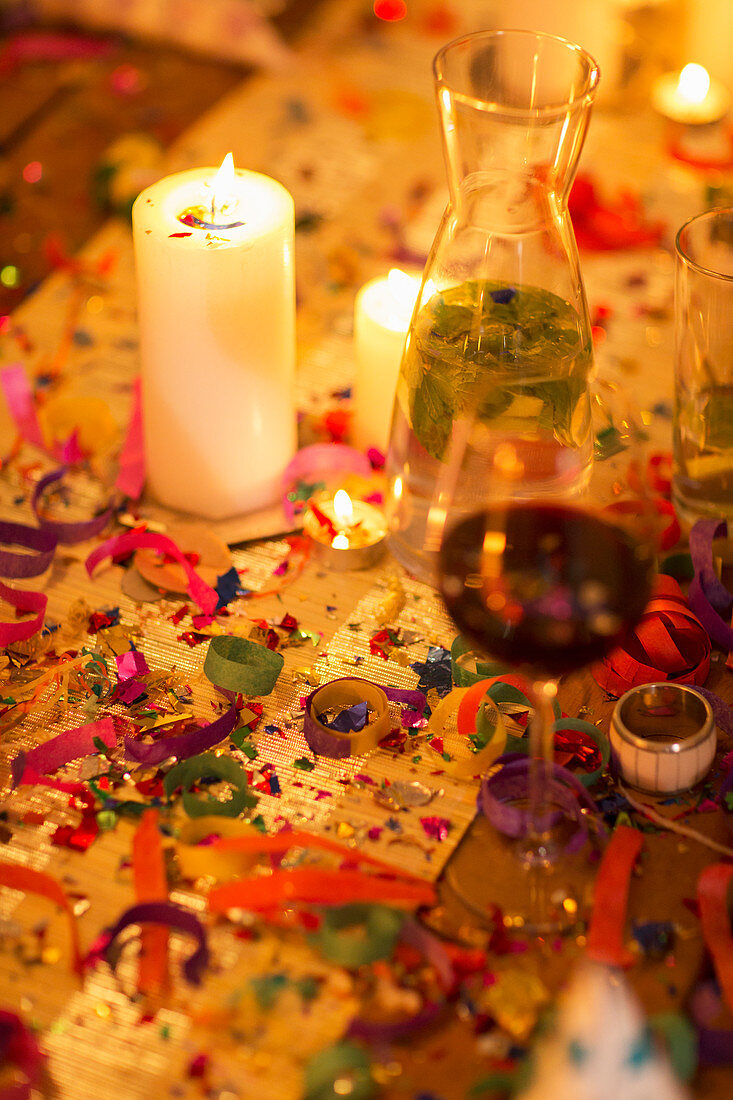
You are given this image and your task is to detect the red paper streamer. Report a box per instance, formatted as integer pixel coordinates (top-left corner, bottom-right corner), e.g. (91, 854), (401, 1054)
(0, 862), (82, 973)
(208, 868), (435, 913)
(593, 574), (710, 697)
(115, 377), (145, 500)
(586, 825), (643, 969)
(698, 863), (733, 1019)
(132, 810), (169, 995)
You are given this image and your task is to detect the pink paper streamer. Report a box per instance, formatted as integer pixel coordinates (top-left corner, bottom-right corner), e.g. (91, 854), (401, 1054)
(688, 519), (733, 649)
(0, 579), (46, 644)
(86, 531), (218, 615)
(115, 378), (146, 500)
(281, 443), (373, 524)
(0, 363), (44, 448)
(13, 717), (116, 786)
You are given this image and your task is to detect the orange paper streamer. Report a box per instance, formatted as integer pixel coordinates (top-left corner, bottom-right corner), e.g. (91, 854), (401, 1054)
(0, 860), (82, 973)
(132, 809), (169, 994)
(211, 829), (427, 879)
(208, 868), (435, 914)
(698, 863), (733, 1018)
(586, 825), (643, 969)
(593, 574), (710, 698)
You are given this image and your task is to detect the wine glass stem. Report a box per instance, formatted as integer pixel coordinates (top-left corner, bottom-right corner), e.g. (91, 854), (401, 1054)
(525, 677), (559, 863)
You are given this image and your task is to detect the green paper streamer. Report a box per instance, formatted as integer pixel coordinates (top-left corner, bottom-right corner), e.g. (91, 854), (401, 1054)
(451, 634), (505, 687)
(163, 751), (257, 818)
(204, 635), (284, 696)
(311, 903), (405, 968)
(303, 1041), (376, 1100)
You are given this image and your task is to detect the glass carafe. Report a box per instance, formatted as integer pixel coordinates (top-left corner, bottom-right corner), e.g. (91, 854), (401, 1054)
(384, 30), (600, 584)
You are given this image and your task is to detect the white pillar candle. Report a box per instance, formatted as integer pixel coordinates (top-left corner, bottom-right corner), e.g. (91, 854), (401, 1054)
(687, 0), (733, 91)
(132, 156), (296, 519)
(352, 269), (420, 455)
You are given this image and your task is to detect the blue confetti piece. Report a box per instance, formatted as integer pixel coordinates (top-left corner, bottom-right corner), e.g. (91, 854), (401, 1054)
(489, 286), (516, 304)
(410, 646), (452, 698)
(318, 700), (368, 732)
(215, 566), (241, 608)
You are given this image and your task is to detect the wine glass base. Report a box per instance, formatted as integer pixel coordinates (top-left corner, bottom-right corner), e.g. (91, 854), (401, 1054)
(444, 814), (600, 937)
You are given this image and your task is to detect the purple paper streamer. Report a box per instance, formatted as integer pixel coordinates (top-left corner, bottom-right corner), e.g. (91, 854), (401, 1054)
(32, 466), (115, 545)
(382, 685), (428, 712)
(689, 979), (733, 1065)
(478, 754), (601, 853)
(690, 687), (733, 737)
(688, 519), (733, 649)
(104, 901), (208, 985)
(124, 703), (238, 765)
(0, 520), (57, 578)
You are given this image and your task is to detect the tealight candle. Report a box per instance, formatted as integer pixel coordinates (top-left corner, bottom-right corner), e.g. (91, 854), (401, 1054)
(651, 63), (731, 125)
(303, 489), (386, 570)
(352, 269), (421, 455)
(132, 154), (296, 519)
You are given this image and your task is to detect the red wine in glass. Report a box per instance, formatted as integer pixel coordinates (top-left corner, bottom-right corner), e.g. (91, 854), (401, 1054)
(439, 501), (654, 677)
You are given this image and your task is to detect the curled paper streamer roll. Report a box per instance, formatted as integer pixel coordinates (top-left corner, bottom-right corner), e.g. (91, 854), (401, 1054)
(593, 574), (711, 697)
(0, 862), (82, 973)
(0, 519), (57, 578)
(688, 518), (733, 650)
(478, 755), (601, 852)
(86, 530), (218, 614)
(163, 751), (257, 818)
(124, 700), (239, 766)
(104, 901), (208, 985)
(204, 634), (284, 696)
(0, 579), (47, 645)
(281, 443), (372, 525)
(12, 716), (116, 786)
(303, 678), (390, 758)
(32, 467), (115, 544)
(586, 825), (643, 969)
(312, 903), (405, 967)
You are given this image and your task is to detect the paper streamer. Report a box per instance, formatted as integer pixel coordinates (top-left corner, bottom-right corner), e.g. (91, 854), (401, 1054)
(86, 530), (218, 615)
(163, 751), (257, 818)
(12, 716), (116, 786)
(115, 376), (145, 500)
(282, 443), (373, 525)
(208, 868), (435, 913)
(426, 683), (507, 778)
(0, 1009), (45, 1099)
(586, 825), (643, 968)
(689, 978), (733, 1066)
(697, 863), (733, 1019)
(0, 363), (44, 448)
(312, 903), (405, 967)
(103, 901), (208, 985)
(0, 862), (82, 973)
(0, 579), (47, 645)
(304, 678), (391, 758)
(203, 634), (284, 696)
(593, 574), (711, 697)
(176, 822), (431, 884)
(32, 467), (116, 544)
(303, 1042), (375, 1100)
(125, 700), (238, 766)
(132, 810), (169, 995)
(478, 755), (600, 852)
(688, 518), (733, 650)
(0, 520), (57, 579)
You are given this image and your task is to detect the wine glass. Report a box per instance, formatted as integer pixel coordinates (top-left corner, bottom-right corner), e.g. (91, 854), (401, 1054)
(434, 372), (658, 933)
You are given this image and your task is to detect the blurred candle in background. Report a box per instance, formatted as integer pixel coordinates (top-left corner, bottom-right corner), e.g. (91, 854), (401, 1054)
(352, 268), (421, 455)
(686, 0), (733, 92)
(132, 155), (296, 520)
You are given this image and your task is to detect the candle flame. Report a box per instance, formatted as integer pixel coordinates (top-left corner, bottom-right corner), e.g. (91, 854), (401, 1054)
(677, 63), (711, 105)
(212, 152), (237, 220)
(333, 490), (354, 527)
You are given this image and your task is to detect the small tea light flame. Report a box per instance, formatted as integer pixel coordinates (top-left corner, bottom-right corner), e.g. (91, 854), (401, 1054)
(677, 63), (711, 106)
(333, 489), (355, 529)
(212, 152), (237, 222)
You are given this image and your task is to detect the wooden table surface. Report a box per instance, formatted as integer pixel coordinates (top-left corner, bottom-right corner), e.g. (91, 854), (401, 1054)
(0, 1), (732, 1097)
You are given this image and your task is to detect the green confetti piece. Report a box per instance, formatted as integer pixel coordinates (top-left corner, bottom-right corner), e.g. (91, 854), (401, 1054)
(96, 810), (117, 831)
(293, 756), (316, 771)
